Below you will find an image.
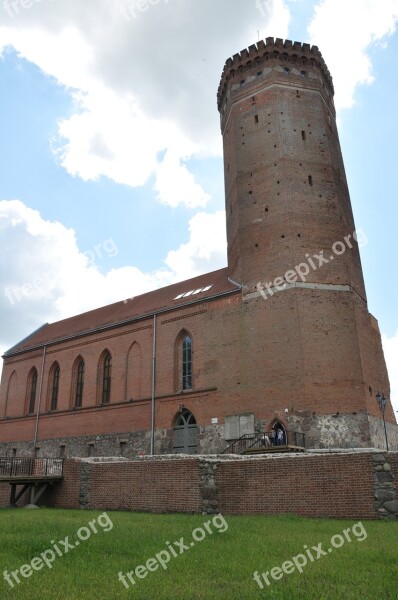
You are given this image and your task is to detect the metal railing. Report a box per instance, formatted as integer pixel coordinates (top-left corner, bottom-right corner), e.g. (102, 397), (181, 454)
(222, 431), (306, 454)
(0, 457), (64, 478)
(221, 434), (257, 455)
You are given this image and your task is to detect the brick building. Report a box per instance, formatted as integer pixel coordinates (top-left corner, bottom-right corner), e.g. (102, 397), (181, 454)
(1, 37), (397, 457)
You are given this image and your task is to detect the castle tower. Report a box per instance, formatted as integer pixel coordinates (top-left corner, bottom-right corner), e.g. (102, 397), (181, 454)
(218, 38), (397, 448)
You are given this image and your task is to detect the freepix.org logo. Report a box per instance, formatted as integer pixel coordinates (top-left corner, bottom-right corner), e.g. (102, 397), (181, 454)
(256, 229), (368, 301)
(3, 513), (113, 588)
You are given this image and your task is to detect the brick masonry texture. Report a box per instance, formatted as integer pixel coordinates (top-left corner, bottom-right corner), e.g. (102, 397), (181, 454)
(0, 37), (397, 456)
(1, 452), (397, 519)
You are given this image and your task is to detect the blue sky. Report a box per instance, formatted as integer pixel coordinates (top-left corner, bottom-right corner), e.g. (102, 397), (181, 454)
(0, 0), (397, 412)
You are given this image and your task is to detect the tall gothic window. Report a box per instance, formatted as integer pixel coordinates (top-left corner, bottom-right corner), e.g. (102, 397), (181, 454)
(28, 368), (38, 414)
(75, 359), (84, 408)
(101, 352), (112, 404)
(182, 336), (192, 390)
(50, 364), (60, 411)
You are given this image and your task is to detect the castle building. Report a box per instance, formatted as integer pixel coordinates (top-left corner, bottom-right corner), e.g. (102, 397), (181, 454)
(1, 38), (397, 457)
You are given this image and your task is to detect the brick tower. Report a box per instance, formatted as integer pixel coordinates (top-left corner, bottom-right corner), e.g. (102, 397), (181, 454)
(218, 38), (397, 448)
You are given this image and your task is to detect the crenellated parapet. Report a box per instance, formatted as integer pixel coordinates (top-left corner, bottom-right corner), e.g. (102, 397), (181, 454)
(217, 37), (334, 111)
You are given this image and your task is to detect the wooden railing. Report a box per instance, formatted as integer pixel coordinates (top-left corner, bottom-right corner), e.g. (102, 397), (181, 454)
(0, 457), (64, 478)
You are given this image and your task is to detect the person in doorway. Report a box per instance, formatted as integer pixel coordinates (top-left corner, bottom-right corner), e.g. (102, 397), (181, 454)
(270, 429), (276, 446)
(277, 427), (285, 446)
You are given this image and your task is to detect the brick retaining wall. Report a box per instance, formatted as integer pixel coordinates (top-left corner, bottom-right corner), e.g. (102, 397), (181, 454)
(1, 452), (397, 519)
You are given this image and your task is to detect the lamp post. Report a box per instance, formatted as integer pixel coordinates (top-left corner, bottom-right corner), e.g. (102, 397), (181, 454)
(376, 392), (389, 451)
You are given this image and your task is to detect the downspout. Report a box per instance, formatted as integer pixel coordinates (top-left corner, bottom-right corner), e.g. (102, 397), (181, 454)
(33, 345), (46, 451)
(150, 314), (157, 455)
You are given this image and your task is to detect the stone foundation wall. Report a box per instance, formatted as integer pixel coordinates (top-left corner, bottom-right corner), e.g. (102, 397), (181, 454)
(368, 416), (398, 451)
(3, 412), (397, 460)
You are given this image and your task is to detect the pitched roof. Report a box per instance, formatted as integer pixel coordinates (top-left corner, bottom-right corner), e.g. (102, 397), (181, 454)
(5, 267), (241, 356)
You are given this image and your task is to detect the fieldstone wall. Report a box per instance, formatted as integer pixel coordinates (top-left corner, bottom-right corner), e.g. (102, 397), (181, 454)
(372, 453), (398, 519)
(369, 416), (398, 452)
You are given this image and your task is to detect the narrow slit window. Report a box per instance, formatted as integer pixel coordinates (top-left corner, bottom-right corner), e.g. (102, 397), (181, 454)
(302, 130), (306, 141)
(308, 175), (313, 186)
(255, 115), (259, 124)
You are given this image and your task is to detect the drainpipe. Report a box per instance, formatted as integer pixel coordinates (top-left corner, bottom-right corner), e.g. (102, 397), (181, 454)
(33, 345), (46, 451)
(150, 315), (157, 455)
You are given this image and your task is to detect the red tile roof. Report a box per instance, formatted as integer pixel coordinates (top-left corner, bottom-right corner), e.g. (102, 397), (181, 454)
(5, 267), (240, 356)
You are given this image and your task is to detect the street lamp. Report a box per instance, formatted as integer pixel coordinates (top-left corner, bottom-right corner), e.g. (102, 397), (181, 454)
(376, 392), (389, 451)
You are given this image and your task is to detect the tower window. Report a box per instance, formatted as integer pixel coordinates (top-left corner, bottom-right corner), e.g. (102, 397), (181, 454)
(302, 131), (306, 141)
(255, 115), (259, 124)
(308, 175), (313, 186)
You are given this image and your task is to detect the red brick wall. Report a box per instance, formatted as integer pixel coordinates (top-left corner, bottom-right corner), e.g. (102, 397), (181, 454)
(217, 454), (376, 519)
(40, 459), (82, 509)
(89, 459), (202, 513)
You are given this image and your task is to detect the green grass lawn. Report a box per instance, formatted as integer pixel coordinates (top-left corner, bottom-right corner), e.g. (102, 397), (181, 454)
(0, 509), (397, 599)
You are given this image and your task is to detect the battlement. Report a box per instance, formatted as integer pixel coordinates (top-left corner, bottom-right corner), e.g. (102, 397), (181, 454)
(217, 37), (334, 111)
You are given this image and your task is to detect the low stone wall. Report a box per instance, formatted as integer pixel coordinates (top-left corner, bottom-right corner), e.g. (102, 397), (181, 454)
(1, 451), (397, 519)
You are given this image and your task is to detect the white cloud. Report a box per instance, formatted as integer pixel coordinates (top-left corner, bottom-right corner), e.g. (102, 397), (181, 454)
(154, 151), (210, 209)
(0, 200), (227, 360)
(0, 0), (292, 206)
(308, 0), (398, 110)
(382, 330), (398, 416)
(164, 210), (227, 279)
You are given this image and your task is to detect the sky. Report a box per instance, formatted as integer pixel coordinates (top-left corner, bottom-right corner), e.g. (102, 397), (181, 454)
(0, 0), (397, 414)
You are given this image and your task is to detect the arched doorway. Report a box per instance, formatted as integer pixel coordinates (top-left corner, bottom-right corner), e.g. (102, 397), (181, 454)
(173, 409), (198, 454)
(269, 420), (287, 446)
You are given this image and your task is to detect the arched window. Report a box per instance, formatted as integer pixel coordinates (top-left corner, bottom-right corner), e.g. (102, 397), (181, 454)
(182, 336), (192, 390)
(75, 358), (85, 408)
(50, 363), (60, 411)
(126, 343), (142, 401)
(27, 368), (38, 415)
(101, 352), (112, 404)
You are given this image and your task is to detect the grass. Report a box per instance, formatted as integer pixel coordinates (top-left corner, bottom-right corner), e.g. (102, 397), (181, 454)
(0, 509), (397, 599)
